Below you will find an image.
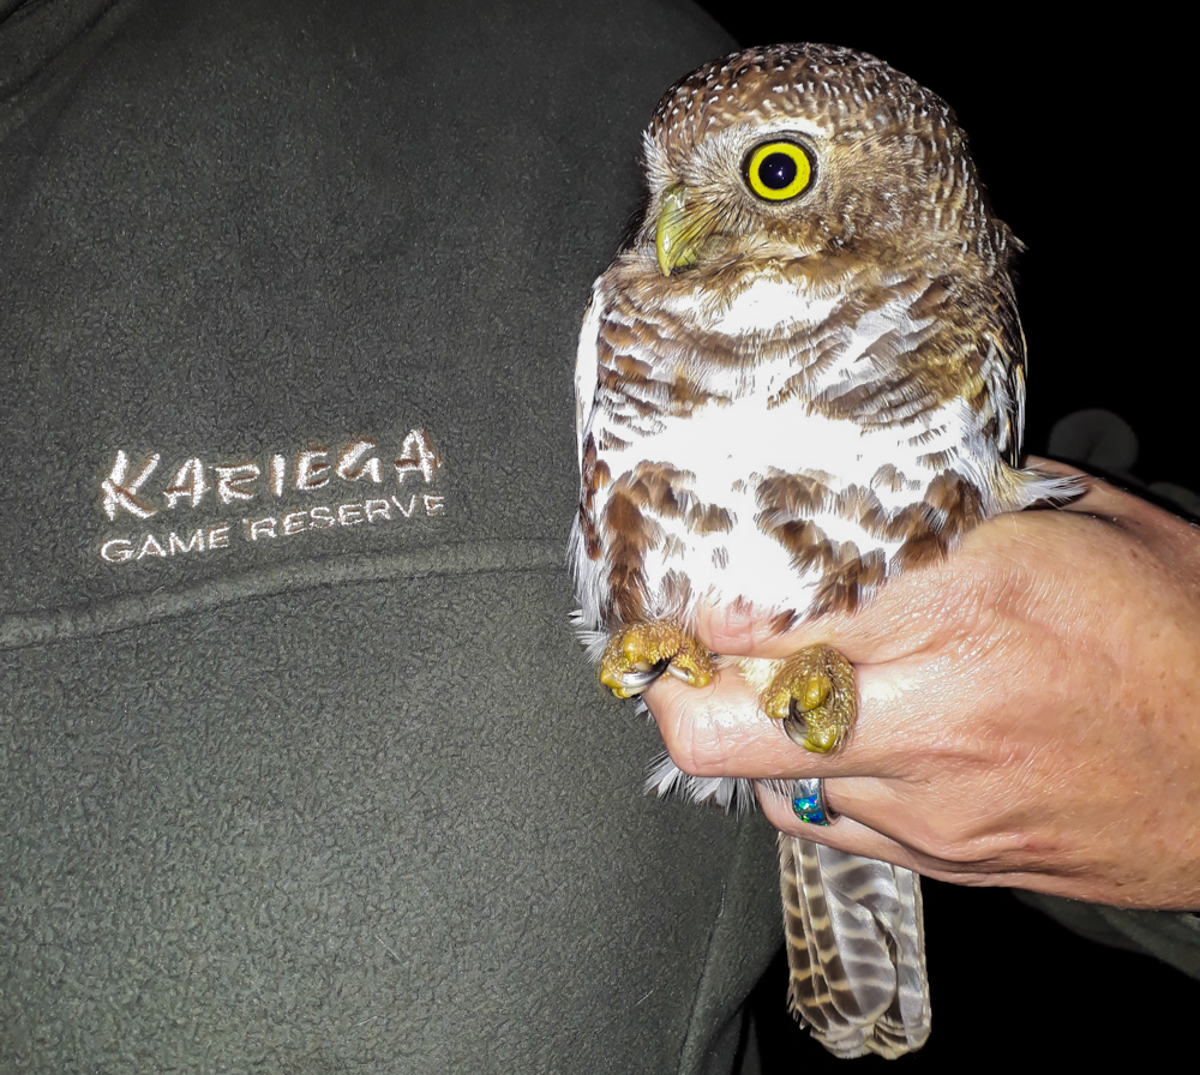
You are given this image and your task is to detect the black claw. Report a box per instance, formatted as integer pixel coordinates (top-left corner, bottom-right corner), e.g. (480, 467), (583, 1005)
(781, 705), (811, 750)
(619, 659), (671, 693)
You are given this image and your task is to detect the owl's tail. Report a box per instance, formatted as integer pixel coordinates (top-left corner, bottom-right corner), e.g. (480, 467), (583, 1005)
(778, 834), (930, 1058)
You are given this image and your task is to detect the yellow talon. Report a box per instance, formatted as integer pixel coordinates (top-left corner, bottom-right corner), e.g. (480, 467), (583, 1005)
(599, 622), (713, 697)
(763, 644), (856, 754)
(801, 672), (832, 712)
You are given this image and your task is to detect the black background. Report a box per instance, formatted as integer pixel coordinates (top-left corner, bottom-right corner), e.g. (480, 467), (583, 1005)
(691, 8), (1199, 1069)
(690, 10), (1191, 487)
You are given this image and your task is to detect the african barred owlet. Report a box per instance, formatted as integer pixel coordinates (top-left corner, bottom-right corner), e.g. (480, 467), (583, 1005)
(570, 44), (1067, 1057)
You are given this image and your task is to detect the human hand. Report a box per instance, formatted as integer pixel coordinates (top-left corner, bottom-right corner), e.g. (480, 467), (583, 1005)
(644, 462), (1200, 909)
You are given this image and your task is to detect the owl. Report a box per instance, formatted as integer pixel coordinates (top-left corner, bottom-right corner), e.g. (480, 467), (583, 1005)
(570, 44), (1072, 1057)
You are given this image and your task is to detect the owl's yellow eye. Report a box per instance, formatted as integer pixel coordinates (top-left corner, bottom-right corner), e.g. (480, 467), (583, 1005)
(743, 141), (813, 202)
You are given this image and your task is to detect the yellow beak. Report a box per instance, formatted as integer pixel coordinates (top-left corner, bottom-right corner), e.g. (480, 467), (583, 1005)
(655, 184), (709, 276)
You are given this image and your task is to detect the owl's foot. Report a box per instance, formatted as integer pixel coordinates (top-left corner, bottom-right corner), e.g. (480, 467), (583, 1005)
(764, 644), (856, 754)
(599, 623), (714, 698)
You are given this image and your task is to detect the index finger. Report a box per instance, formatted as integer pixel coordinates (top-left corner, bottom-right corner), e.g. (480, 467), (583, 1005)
(642, 652), (925, 780)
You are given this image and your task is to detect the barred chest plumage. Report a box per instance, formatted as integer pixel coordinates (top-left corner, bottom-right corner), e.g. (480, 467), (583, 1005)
(571, 247), (1036, 637)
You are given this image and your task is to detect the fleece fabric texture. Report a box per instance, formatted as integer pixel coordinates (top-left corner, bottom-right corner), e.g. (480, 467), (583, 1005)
(7, 4), (1199, 1073)
(0, 1), (787, 1072)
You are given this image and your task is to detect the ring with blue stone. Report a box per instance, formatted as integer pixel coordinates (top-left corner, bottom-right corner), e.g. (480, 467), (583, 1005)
(792, 777), (837, 826)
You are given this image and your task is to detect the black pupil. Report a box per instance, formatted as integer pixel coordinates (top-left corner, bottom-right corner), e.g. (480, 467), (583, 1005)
(759, 152), (797, 190)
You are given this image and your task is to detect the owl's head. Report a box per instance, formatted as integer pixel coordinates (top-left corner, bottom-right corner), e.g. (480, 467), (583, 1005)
(635, 44), (1013, 280)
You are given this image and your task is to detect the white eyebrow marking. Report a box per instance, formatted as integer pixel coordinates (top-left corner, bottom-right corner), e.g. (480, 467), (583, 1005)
(743, 115), (829, 140)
